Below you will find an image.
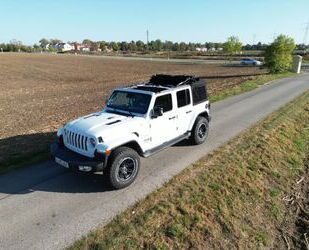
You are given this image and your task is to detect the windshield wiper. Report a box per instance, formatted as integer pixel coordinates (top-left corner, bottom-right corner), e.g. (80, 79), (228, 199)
(106, 106), (134, 117)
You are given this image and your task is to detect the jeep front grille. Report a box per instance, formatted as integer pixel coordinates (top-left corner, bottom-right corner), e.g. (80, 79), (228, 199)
(64, 129), (88, 151)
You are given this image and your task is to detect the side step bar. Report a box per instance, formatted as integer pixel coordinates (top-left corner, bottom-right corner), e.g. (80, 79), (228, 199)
(142, 132), (191, 157)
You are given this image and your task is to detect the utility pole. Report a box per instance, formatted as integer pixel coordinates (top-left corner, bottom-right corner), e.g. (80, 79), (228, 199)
(303, 20), (309, 45)
(146, 29), (149, 51)
(253, 34), (256, 45)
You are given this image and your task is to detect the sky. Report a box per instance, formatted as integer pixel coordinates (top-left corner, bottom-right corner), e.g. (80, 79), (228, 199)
(0, 0), (309, 45)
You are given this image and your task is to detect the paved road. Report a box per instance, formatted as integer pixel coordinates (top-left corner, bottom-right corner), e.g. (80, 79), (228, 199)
(1, 74), (309, 250)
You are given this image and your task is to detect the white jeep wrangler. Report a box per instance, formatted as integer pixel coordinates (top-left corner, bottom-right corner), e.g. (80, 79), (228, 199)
(51, 74), (210, 189)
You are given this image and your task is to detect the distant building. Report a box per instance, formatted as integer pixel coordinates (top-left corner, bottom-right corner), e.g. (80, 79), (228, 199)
(196, 47), (207, 52)
(55, 43), (74, 52)
(81, 46), (90, 52)
(72, 42), (91, 52)
(73, 43), (82, 51)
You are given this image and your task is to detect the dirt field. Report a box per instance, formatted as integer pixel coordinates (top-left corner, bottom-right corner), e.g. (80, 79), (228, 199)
(0, 53), (266, 168)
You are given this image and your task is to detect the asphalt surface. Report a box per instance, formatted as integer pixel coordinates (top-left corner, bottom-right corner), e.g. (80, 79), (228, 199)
(1, 74), (309, 250)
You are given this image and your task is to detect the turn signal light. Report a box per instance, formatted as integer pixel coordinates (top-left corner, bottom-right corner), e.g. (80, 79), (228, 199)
(105, 149), (112, 156)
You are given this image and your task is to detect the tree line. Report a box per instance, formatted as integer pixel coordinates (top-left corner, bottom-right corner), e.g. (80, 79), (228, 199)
(1, 36), (307, 53)
(0, 35), (305, 73)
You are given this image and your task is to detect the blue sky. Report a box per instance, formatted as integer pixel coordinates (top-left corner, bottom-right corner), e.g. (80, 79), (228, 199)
(0, 0), (309, 45)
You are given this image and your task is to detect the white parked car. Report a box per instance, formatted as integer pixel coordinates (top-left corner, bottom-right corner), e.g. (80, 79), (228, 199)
(51, 75), (211, 189)
(240, 58), (262, 66)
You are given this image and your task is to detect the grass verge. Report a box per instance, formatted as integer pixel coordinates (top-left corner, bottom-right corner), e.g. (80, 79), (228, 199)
(0, 72), (296, 175)
(209, 72), (295, 102)
(70, 91), (309, 249)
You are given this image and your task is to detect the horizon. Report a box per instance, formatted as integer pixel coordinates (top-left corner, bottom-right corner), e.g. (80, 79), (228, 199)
(1, 0), (309, 45)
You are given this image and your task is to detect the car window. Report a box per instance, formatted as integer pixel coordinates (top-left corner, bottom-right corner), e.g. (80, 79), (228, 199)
(177, 89), (191, 108)
(192, 85), (207, 105)
(154, 94), (172, 112)
(107, 90), (151, 114)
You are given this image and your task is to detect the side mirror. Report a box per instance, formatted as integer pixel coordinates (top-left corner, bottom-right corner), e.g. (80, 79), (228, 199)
(152, 107), (164, 118)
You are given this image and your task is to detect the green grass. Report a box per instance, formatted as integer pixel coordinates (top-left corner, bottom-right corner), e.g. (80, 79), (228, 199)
(210, 72), (295, 102)
(69, 91), (309, 249)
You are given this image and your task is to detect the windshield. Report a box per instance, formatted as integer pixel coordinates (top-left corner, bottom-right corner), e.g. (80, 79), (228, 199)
(106, 90), (151, 115)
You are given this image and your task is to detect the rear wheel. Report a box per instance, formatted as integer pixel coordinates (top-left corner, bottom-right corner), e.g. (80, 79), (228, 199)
(105, 147), (140, 189)
(190, 116), (209, 145)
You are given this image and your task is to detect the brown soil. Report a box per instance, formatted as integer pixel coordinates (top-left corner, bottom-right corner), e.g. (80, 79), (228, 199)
(0, 53), (266, 167)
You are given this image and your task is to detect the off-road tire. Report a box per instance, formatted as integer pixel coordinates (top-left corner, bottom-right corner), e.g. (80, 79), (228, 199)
(105, 147), (140, 189)
(190, 116), (209, 145)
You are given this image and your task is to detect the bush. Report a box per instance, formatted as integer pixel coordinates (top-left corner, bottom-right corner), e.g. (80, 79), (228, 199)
(264, 35), (296, 73)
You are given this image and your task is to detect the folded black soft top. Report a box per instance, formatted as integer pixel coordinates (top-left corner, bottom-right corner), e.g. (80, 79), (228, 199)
(148, 74), (200, 87)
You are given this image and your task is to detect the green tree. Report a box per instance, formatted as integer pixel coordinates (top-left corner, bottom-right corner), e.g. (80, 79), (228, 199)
(90, 42), (99, 51)
(33, 44), (40, 51)
(110, 41), (119, 51)
(264, 34), (296, 73)
(179, 42), (187, 51)
(163, 41), (173, 51)
(172, 42), (180, 51)
(82, 39), (92, 45)
(50, 39), (62, 45)
(120, 41), (129, 51)
(136, 40), (145, 51)
(39, 38), (49, 48)
(188, 42), (196, 51)
(129, 41), (137, 51)
(223, 36), (242, 54)
(99, 41), (107, 51)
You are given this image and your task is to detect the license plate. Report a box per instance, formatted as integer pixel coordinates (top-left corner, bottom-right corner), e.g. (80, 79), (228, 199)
(55, 157), (69, 168)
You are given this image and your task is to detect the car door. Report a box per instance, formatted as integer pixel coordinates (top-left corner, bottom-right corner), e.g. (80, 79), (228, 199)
(149, 93), (178, 148)
(175, 88), (193, 135)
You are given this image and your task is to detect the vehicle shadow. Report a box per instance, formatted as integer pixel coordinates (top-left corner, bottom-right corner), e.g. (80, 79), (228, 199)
(0, 132), (56, 171)
(0, 132), (114, 195)
(0, 132), (195, 196)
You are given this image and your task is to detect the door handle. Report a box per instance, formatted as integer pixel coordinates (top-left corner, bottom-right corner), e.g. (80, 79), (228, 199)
(169, 116), (176, 120)
(186, 110), (192, 114)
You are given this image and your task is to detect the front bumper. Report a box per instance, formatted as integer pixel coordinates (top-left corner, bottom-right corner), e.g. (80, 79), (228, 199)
(50, 143), (108, 172)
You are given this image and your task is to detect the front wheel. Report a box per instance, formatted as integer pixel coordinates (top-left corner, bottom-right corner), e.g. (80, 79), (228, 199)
(190, 116), (209, 145)
(105, 147), (140, 189)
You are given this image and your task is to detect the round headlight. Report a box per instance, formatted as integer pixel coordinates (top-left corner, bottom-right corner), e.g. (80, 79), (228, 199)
(90, 138), (96, 147)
